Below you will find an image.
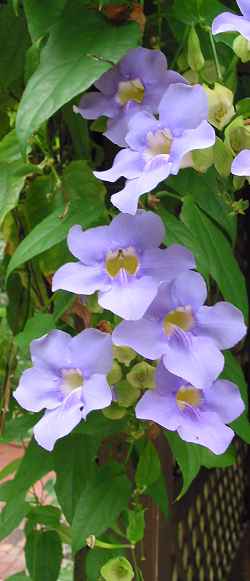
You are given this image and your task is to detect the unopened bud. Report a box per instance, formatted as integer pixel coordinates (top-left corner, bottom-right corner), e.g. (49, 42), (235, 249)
(183, 69), (199, 84)
(204, 83), (235, 130)
(101, 557), (134, 581)
(225, 117), (250, 154)
(192, 146), (214, 173)
(107, 361), (122, 385)
(116, 380), (140, 408)
(214, 137), (233, 177)
(187, 27), (205, 72)
(102, 403), (127, 420)
(127, 362), (156, 390)
(113, 345), (137, 366)
(233, 35), (250, 63)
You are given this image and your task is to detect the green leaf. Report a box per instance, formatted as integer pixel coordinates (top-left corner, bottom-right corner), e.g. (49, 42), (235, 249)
(101, 557), (134, 581)
(0, 458), (21, 481)
(181, 196), (248, 319)
(16, 1), (140, 149)
(146, 473), (169, 518)
(86, 547), (118, 581)
(0, 130), (25, 163)
(7, 162), (104, 277)
(236, 97), (250, 118)
(126, 508), (145, 544)
(23, 0), (67, 41)
(0, 492), (30, 541)
(5, 574), (31, 581)
(0, 5), (29, 90)
(165, 431), (201, 498)
(199, 445), (236, 468)
(54, 434), (100, 523)
(76, 411), (127, 438)
(25, 530), (63, 581)
(72, 465), (131, 553)
(135, 441), (161, 490)
(0, 413), (39, 443)
(222, 352), (250, 443)
(27, 505), (61, 530)
(16, 313), (55, 352)
(0, 160), (35, 227)
(171, 0), (226, 26)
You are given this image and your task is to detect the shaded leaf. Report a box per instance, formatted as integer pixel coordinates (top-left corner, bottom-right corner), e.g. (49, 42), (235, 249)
(25, 530), (62, 581)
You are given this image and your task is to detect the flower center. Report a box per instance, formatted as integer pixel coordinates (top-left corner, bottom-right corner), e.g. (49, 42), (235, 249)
(176, 385), (202, 411)
(163, 307), (193, 336)
(145, 129), (172, 161)
(105, 248), (139, 278)
(213, 102), (228, 123)
(62, 368), (84, 394)
(117, 78), (145, 105)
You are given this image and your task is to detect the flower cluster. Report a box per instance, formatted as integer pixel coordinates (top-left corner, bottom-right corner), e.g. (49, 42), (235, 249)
(15, 47), (247, 454)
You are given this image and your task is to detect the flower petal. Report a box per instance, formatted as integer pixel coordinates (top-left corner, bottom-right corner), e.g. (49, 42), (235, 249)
(141, 246), (196, 286)
(70, 329), (113, 375)
(136, 389), (181, 430)
(109, 210), (165, 250)
(95, 65), (121, 96)
(163, 334), (224, 389)
(205, 379), (245, 423)
(94, 148), (144, 182)
(75, 91), (118, 119)
(212, 13), (250, 40)
(14, 367), (62, 412)
(177, 411), (234, 454)
(119, 47), (167, 83)
(52, 262), (106, 295)
(170, 121), (215, 173)
(113, 318), (166, 359)
(33, 391), (83, 451)
(83, 374), (112, 415)
(159, 84), (209, 133)
(125, 111), (159, 151)
(104, 104), (140, 147)
(67, 224), (110, 264)
(194, 302), (247, 349)
(30, 330), (72, 371)
(237, 0), (250, 19)
(231, 149), (250, 176)
(99, 276), (158, 320)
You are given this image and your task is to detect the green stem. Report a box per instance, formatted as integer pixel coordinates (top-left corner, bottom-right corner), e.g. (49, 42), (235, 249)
(208, 29), (223, 81)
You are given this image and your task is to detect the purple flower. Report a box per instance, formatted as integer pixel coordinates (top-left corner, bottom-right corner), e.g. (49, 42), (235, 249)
(136, 361), (244, 454)
(113, 270), (247, 389)
(52, 211), (195, 320)
(212, 0), (250, 40)
(14, 329), (113, 451)
(94, 84), (215, 214)
(74, 47), (185, 147)
(231, 148), (250, 175)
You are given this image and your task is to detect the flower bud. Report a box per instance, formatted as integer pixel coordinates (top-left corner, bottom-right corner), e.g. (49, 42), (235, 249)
(107, 361), (122, 385)
(192, 146), (214, 173)
(225, 117), (250, 154)
(102, 403), (127, 420)
(183, 69), (199, 84)
(233, 35), (250, 63)
(214, 137), (233, 177)
(101, 557), (134, 581)
(127, 362), (156, 390)
(113, 345), (137, 366)
(187, 27), (205, 72)
(116, 380), (140, 408)
(204, 83), (235, 130)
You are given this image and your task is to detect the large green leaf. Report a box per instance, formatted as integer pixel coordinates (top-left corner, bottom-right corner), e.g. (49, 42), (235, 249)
(23, 0), (67, 41)
(135, 441), (161, 490)
(16, 1), (140, 148)
(25, 530), (62, 581)
(171, 0), (226, 25)
(16, 313), (55, 352)
(0, 160), (36, 227)
(72, 464), (131, 553)
(181, 196), (248, 319)
(6, 161), (106, 278)
(0, 493), (30, 542)
(222, 352), (250, 443)
(0, 5), (29, 90)
(165, 431), (201, 498)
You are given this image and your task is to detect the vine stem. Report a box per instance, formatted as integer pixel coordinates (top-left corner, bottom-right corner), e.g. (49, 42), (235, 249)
(208, 29), (223, 81)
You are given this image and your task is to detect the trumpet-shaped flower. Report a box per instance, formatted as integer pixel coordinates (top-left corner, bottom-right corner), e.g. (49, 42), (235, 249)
(113, 270), (247, 389)
(52, 211), (195, 320)
(212, 0), (250, 41)
(231, 148), (250, 175)
(94, 84), (215, 214)
(75, 47), (185, 146)
(136, 361), (245, 454)
(14, 329), (113, 451)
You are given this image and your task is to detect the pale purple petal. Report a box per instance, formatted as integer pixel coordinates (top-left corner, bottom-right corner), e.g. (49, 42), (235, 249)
(194, 302), (247, 349)
(136, 389), (182, 430)
(104, 104), (141, 147)
(30, 330), (72, 371)
(99, 276), (158, 320)
(108, 210), (165, 250)
(94, 148), (144, 182)
(155, 359), (183, 395)
(231, 149), (250, 176)
(119, 47), (167, 83)
(170, 121), (215, 173)
(159, 84), (209, 133)
(142, 253), (198, 292)
(166, 271), (207, 311)
(205, 379), (245, 423)
(125, 111), (159, 151)
(52, 262), (106, 295)
(95, 65), (121, 96)
(83, 374), (112, 416)
(111, 160), (171, 214)
(163, 334), (224, 389)
(33, 390), (83, 451)
(67, 224), (110, 264)
(14, 368), (62, 412)
(237, 0), (250, 19)
(70, 329), (113, 375)
(75, 92), (119, 119)
(113, 318), (166, 359)
(177, 411), (234, 454)
(212, 13), (250, 40)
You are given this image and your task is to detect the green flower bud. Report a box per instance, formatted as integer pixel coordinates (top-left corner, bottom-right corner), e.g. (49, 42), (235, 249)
(233, 175), (245, 191)
(204, 83), (235, 130)
(225, 117), (250, 154)
(101, 557), (134, 581)
(113, 345), (137, 366)
(192, 146), (214, 173)
(116, 381), (140, 408)
(177, 50), (188, 72)
(187, 27), (205, 72)
(201, 60), (225, 84)
(183, 69), (199, 84)
(233, 35), (250, 63)
(126, 362), (156, 390)
(102, 403), (127, 420)
(214, 137), (233, 177)
(107, 361), (122, 385)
